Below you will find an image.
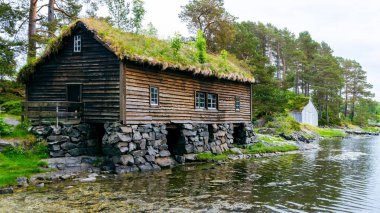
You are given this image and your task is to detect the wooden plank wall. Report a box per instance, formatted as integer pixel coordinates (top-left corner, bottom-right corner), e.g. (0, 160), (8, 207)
(27, 26), (121, 123)
(125, 64), (251, 124)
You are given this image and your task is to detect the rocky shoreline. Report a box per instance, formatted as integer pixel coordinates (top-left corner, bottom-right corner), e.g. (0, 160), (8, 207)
(3, 125), (378, 195)
(0, 136), (318, 195)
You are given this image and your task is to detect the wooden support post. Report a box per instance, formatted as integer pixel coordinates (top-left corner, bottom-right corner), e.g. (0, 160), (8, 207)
(56, 102), (59, 128)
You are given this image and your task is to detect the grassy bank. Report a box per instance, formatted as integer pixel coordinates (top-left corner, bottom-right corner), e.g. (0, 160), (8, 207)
(0, 118), (35, 141)
(301, 124), (346, 137)
(195, 142), (299, 161)
(241, 142), (299, 154)
(0, 143), (49, 187)
(362, 126), (380, 133)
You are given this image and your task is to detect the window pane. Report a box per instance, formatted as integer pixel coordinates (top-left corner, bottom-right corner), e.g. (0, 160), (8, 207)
(208, 93), (217, 109)
(150, 87), (158, 105)
(236, 97), (240, 111)
(74, 35), (81, 52)
(195, 92), (205, 108)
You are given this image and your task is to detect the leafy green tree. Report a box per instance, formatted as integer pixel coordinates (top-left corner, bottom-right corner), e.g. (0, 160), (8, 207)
(229, 21), (287, 117)
(338, 58), (373, 121)
(179, 0), (236, 52)
(353, 98), (377, 126)
(140, 22), (158, 37)
(312, 50), (343, 125)
(195, 30), (207, 63)
(170, 33), (183, 57)
(104, 0), (145, 33)
(0, 1), (24, 79)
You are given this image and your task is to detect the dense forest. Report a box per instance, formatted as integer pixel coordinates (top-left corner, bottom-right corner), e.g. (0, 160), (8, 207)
(1, 0), (378, 126)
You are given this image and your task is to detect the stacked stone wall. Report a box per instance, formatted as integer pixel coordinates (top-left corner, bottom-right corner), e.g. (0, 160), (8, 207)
(180, 122), (257, 155)
(31, 121), (257, 173)
(31, 124), (100, 157)
(180, 123), (233, 154)
(102, 123), (176, 173)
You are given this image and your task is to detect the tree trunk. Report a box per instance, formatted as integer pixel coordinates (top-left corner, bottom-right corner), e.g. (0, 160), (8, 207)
(27, 0), (37, 61)
(350, 101), (355, 122)
(48, 0), (55, 35)
(325, 95), (329, 124)
(282, 56), (287, 81)
(344, 87), (348, 117)
(276, 42), (281, 80)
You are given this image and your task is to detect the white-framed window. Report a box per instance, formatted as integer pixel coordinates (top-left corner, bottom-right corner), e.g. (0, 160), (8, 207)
(73, 35), (81, 52)
(150, 86), (159, 106)
(207, 93), (217, 109)
(235, 96), (240, 111)
(195, 92), (206, 109)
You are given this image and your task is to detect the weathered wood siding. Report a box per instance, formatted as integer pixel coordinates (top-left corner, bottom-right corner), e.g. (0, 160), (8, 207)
(124, 64), (251, 124)
(26, 26), (121, 123)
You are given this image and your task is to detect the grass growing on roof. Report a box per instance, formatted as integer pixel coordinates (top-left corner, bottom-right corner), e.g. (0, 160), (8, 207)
(0, 142), (49, 187)
(18, 18), (254, 84)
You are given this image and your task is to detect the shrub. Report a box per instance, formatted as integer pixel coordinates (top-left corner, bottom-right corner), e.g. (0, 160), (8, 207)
(170, 33), (183, 57)
(220, 49), (229, 71)
(266, 115), (300, 135)
(0, 100), (22, 115)
(195, 30), (207, 64)
(0, 119), (12, 136)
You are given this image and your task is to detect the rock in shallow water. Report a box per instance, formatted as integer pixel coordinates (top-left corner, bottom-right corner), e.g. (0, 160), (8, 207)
(17, 177), (28, 187)
(79, 176), (96, 182)
(0, 187), (13, 194)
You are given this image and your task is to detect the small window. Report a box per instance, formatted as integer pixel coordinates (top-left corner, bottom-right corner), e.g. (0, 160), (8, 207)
(150, 86), (159, 106)
(195, 92), (206, 109)
(235, 97), (240, 111)
(73, 35), (81, 52)
(207, 93), (217, 109)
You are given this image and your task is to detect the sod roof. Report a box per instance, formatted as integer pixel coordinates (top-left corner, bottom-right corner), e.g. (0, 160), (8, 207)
(17, 18), (255, 84)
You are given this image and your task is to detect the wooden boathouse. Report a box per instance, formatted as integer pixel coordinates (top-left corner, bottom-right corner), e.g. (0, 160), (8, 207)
(18, 19), (257, 164)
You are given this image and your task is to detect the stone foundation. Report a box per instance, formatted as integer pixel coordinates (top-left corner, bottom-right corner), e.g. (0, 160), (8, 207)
(102, 122), (176, 173)
(30, 123), (100, 157)
(178, 122), (257, 155)
(31, 121), (257, 173)
(180, 123), (233, 154)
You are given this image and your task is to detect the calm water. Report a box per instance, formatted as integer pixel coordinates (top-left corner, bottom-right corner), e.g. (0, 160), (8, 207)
(1, 136), (380, 212)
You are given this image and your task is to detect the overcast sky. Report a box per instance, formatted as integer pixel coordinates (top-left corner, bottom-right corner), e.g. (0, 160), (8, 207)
(114, 0), (380, 100)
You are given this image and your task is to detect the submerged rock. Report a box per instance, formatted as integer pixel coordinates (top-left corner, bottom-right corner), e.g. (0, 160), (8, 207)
(79, 176), (96, 182)
(0, 187), (13, 194)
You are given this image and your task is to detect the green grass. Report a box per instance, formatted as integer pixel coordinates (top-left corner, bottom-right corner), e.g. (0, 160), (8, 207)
(301, 124), (346, 137)
(259, 136), (287, 143)
(195, 150), (239, 161)
(242, 142), (299, 154)
(265, 115), (301, 135)
(196, 152), (229, 161)
(0, 113), (21, 120)
(0, 119), (35, 141)
(0, 142), (49, 187)
(362, 126), (380, 133)
(0, 100), (22, 116)
(196, 143), (298, 161)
